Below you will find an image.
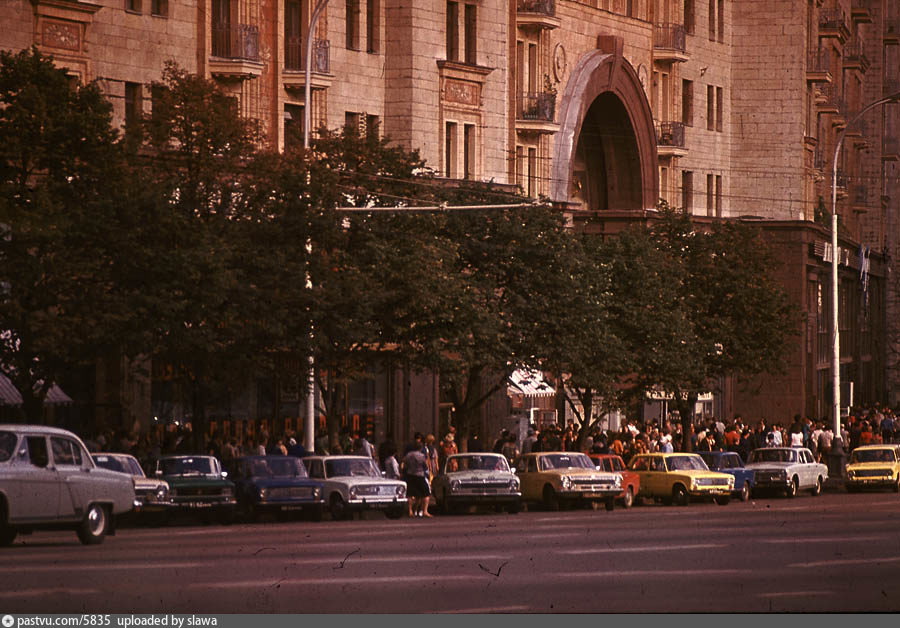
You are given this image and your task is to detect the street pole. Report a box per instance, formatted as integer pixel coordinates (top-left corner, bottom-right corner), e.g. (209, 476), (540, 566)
(830, 91), (900, 449)
(303, 0), (329, 454)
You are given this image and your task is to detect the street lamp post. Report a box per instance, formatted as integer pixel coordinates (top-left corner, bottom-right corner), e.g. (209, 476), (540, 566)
(830, 91), (900, 451)
(302, 0), (329, 454)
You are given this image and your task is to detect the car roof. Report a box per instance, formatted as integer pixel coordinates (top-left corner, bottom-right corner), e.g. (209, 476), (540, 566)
(303, 455), (373, 461)
(450, 452), (502, 457)
(0, 424), (82, 438)
(853, 444), (900, 451)
(160, 454), (216, 460)
(92, 452), (137, 460)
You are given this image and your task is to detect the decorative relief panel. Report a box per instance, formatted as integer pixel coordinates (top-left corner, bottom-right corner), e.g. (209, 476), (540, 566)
(42, 20), (81, 52)
(443, 78), (481, 107)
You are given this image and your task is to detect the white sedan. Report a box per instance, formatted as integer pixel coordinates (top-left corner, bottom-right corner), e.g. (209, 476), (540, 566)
(302, 455), (406, 520)
(745, 447), (828, 498)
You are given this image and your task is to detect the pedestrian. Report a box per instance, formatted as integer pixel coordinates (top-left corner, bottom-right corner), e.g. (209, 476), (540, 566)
(500, 433), (520, 466)
(382, 442), (401, 480)
(402, 434), (431, 518)
(439, 432), (457, 470)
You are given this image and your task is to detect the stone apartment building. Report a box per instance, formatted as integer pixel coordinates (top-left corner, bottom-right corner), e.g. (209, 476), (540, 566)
(3, 0), (899, 439)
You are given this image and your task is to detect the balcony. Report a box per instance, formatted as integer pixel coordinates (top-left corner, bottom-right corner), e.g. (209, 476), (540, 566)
(516, 91), (558, 134)
(806, 49), (833, 83)
(816, 83), (844, 114)
(283, 38), (334, 91)
(210, 24), (263, 79)
(653, 23), (688, 62)
(850, 0), (873, 24)
(842, 37), (869, 73)
(886, 18), (900, 43)
(516, 0), (561, 30)
(655, 120), (688, 157)
(819, 8), (850, 42)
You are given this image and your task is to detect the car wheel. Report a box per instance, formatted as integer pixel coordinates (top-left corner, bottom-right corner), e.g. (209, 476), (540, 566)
(604, 497), (615, 512)
(543, 485), (560, 511)
(714, 495), (730, 506)
(785, 477), (799, 498)
(329, 494), (348, 521)
(811, 476), (823, 497)
(0, 526), (15, 547)
(740, 481), (751, 502)
(76, 504), (108, 545)
(622, 486), (634, 509)
(672, 484), (689, 507)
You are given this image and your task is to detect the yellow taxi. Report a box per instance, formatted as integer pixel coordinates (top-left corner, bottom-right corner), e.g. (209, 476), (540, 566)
(846, 444), (900, 492)
(515, 452), (622, 511)
(628, 453), (734, 506)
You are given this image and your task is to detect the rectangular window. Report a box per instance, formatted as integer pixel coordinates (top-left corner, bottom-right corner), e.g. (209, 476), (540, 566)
(285, 0), (303, 70)
(284, 103), (304, 150)
(660, 166), (669, 203)
(715, 175), (723, 216)
(717, 0), (724, 42)
(706, 173), (714, 216)
(211, 0), (233, 57)
(366, 113), (380, 141)
(528, 42), (538, 92)
(126, 0), (141, 12)
(626, 0), (634, 17)
(527, 147), (537, 197)
(708, 0), (715, 41)
(716, 86), (723, 132)
(707, 85), (714, 130)
(516, 145), (525, 190)
(345, 111), (362, 134)
(346, 0), (360, 50)
(445, 121), (458, 178)
(682, 79), (693, 126)
(684, 0), (695, 34)
(464, 3), (477, 64)
(682, 170), (693, 212)
(366, 0), (379, 53)
(446, 2), (459, 62)
(124, 82), (142, 132)
(464, 123), (475, 179)
(151, 0), (167, 16)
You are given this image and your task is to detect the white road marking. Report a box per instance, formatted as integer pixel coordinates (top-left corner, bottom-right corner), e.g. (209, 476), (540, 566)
(789, 555), (900, 568)
(561, 543), (726, 554)
(189, 574), (479, 588)
(551, 569), (741, 578)
(764, 536), (885, 544)
(437, 606), (531, 614)
(758, 591), (834, 599)
(0, 588), (101, 599)
(0, 562), (203, 573)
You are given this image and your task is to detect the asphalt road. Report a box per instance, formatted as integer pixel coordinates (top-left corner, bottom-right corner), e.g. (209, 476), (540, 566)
(4, 490), (900, 613)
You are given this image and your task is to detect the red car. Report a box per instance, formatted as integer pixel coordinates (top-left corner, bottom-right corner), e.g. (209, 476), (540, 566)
(589, 453), (640, 508)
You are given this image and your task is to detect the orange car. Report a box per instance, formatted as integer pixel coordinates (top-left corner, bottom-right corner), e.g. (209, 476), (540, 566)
(588, 453), (640, 508)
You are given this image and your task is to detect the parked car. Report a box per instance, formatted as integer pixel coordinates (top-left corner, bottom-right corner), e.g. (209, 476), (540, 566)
(155, 455), (236, 523)
(231, 455), (325, 521)
(0, 425), (134, 546)
(745, 447), (827, 498)
(516, 451), (622, 511)
(628, 453), (734, 505)
(432, 452), (521, 514)
(92, 452), (172, 516)
(588, 453), (640, 508)
(697, 451), (756, 502)
(301, 455), (406, 520)
(846, 445), (900, 493)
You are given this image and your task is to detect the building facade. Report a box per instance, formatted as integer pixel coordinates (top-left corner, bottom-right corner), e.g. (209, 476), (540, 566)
(3, 0), (898, 436)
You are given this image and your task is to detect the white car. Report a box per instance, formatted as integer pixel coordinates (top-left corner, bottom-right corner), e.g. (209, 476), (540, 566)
(745, 447), (828, 497)
(432, 453), (521, 514)
(302, 455), (406, 520)
(0, 425), (135, 545)
(92, 452), (171, 515)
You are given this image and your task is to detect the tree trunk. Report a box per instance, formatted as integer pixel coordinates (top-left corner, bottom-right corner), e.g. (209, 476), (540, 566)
(675, 391), (698, 452)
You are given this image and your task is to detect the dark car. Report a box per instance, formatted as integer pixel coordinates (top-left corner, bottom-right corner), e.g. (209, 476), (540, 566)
(698, 451), (755, 502)
(155, 455), (236, 524)
(232, 456), (325, 521)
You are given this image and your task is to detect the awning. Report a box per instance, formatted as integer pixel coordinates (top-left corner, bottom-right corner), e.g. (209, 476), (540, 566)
(508, 369), (556, 397)
(0, 373), (72, 406)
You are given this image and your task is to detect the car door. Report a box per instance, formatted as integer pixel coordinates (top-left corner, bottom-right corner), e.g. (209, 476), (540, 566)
(518, 456), (540, 500)
(51, 435), (92, 520)
(10, 435), (60, 522)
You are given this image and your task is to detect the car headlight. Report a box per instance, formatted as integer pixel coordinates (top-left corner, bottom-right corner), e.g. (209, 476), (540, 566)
(155, 485), (168, 501)
(509, 478), (519, 491)
(349, 487), (358, 499)
(614, 475), (622, 488)
(450, 479), (460, 492)
(258, 487), (268, 499)
(396, 485), (406, 498)
(313, 487), (321, 499)
(561, 476), (572, 490)
(690, 478), (698, 490)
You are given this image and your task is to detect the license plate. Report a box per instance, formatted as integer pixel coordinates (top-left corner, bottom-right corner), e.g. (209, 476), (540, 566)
(280, 506), (305, 511)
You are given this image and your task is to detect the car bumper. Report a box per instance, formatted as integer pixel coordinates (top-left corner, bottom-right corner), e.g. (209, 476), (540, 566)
(753, 479), (791, 490)
(445, 493), (520, 504)
(689, 487), (731, 497)
(170, 498), (237, 509)
(346, 497), (405, 509)
(557, 489), (620, 499)
(847, 478), (896, 488)
(133, 499), (175, 513)
(254, 498), (325, 510)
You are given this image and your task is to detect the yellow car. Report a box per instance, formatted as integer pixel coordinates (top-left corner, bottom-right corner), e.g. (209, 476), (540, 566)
(846, 445), (900, 492)
(516, 452), (622, 511)
(628, 453), (735, 506)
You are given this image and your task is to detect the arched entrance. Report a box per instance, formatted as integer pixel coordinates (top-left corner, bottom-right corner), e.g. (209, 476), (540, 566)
(551, 50), (657, 210)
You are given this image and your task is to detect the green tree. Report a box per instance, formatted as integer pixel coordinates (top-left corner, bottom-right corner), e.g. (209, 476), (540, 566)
(0, 48), (126, 421)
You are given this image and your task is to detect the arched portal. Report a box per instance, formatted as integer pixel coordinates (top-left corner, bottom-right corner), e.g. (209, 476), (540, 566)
(551, 50), (657, 210)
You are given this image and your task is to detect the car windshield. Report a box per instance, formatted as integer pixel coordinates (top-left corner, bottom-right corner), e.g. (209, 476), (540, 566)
(538, 453), (594, 471)
(665, 455), (709, 471)
(0, 432), (18, 463)
(245, 457), (308, 478)
(749, 449), (797, 464)
(697, 453), (717, 468)
(325, 458), (380, 478)
(161, 457), (215, 476)
(851, 449), (897, 464)
(93, 455), (145, 477)
(446, 455), (509, 473)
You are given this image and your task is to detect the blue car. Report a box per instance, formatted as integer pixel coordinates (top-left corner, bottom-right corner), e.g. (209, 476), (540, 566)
(698, 451), (755, 502)
(232, 456), (325, 522)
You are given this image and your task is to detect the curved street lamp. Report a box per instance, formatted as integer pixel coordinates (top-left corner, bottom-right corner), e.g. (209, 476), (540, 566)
(830, 90), (900, 452)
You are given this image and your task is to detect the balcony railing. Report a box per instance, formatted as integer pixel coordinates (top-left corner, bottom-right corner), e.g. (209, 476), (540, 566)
(654, 23), (686, 52)
(843, 37), (869, 69)
(818, 83), (846, 113)
(517, 0), (555, 16)
(656, 121), (686, 147)
(212, 24), (260, 61)
(807, 49), (832, 76)
(819, 8), (849, 33)
(284, 37), (331, 73)
(518, 92), (556, 122)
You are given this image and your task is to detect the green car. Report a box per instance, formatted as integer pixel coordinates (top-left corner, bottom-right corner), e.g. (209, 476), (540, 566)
(155, 455), (236, 524)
